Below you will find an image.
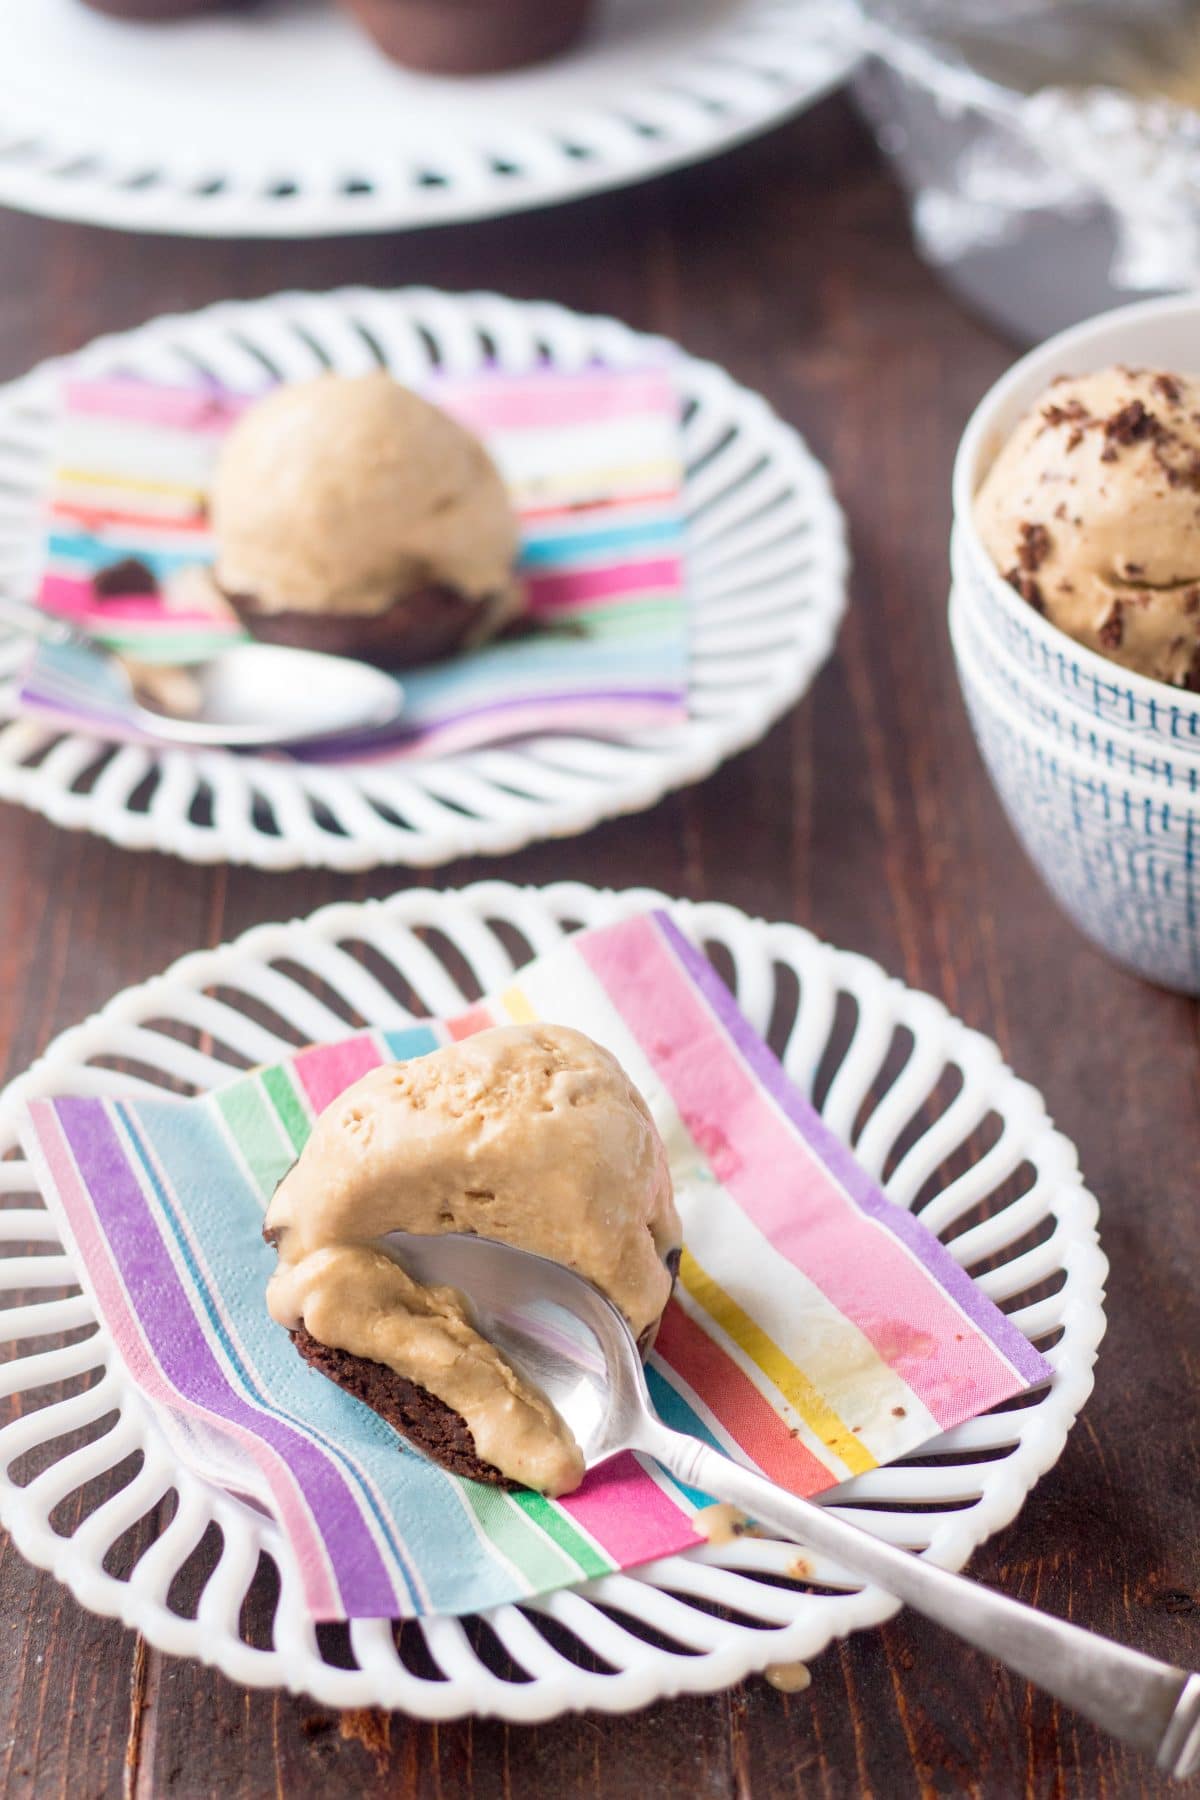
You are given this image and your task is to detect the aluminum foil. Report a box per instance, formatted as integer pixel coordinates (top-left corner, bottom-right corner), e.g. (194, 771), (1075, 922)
(849, 0), (1200, 341)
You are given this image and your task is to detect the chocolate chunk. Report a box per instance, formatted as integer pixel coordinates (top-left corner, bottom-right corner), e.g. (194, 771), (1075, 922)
(1154, 374), (1183, 406)
(1098, 604), (1124, 650)
(1156, 444), (1200, 492)
(93, 557), (159, 599)
(1042, 398), (1089, 429)
(1016, 521), (1052, 573)
(1104, 399), (1160, 449)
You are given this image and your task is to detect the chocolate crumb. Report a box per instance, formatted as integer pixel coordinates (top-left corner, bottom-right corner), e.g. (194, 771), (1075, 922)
(1157, 443), (1200, 492)
(1042, 398), (1089, 430)
(92, 556), (159, 599)
(1122, 561), (1145, 577)
(1098, 603), (1124, 650)
(1053, 502), (1068, 520)
(1016, 521), (1052, 573)
(1154, 373), (1183, 406)
(1065, 428), (1083, 452)
(1186, 588), (1200, 615)
(891, 1406), (907, 1418)
(1104, 399), (1160, 449)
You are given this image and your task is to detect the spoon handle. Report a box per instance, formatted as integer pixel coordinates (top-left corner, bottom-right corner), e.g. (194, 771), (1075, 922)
(638, 1420), (1200, 1778)
(0, 594), (89, 650)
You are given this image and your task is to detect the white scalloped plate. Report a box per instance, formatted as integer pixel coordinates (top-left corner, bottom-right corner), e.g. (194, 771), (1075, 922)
(0, 0), (855, 238)
(0, 286), (848, 870)
(0, 881), (1106, 1718)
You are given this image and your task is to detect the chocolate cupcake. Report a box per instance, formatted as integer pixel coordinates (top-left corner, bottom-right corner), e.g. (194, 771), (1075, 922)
(341, 0), (595, 76)
(210, 372), (523, 671)
(81, 0), (255, 19)
(264, 1025), (682, 1495)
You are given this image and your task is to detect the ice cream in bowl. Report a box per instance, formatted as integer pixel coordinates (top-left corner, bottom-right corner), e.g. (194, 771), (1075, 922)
(951, 294), (1200, 990)
(953, 293), (1200, 753)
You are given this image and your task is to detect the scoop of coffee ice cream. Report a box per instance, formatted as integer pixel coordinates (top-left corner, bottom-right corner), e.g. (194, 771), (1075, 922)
(265, 1024), (681, 1495)
(974, 366), (1200, 689)
(210, 372), (522, 659)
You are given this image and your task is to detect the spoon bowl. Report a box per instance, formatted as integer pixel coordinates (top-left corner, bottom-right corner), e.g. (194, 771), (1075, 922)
(0, 596), (405, 748)
(123, 639), (404, 746)
(386, 1229), (652, 1470)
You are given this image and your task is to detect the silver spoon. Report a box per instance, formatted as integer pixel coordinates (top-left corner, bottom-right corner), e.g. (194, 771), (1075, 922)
(0, 595), (404, 748)
(388, 1230), (1200, 1780)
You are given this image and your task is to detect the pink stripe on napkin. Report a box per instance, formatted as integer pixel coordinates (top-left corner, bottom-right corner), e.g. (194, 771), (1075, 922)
(580, 915), (1033, 1426)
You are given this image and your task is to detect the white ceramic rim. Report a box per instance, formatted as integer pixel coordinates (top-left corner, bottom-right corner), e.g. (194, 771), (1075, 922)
(951, 578), (1200, 807)
(951, 577), (1200, 790)
(0, 0), (856, 239)
(950, 528), (1200, 776)
(0, 285), (848, 871)
(951, 291), (1200, 727)
(0, 880), (1107, 1718)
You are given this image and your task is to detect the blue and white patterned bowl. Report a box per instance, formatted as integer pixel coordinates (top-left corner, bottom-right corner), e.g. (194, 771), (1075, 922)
(950, 574), (1200, 798)
(953, 294), (1200, 755)
(951, 595), (1200, 995)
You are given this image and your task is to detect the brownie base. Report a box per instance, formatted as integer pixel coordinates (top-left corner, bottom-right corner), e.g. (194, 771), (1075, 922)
(292, 1323), (509, 1485)
(340, 0), (594, 75)
(223, 581), (482, 670)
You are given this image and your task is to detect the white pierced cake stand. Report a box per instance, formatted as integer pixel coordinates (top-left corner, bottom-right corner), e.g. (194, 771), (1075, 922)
(0, 0), (855, 238)
(0, 881), (1106, 1718)
(0, 286), (848, 871)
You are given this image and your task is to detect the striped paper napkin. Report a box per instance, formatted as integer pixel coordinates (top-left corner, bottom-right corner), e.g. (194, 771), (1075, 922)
(18, 913), (1049, 1621)
(21, 368), (688, 758)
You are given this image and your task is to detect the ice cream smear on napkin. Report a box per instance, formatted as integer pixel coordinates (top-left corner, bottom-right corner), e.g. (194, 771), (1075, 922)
(18, 913), (1050, 1622)
(24, 368), (689, 757)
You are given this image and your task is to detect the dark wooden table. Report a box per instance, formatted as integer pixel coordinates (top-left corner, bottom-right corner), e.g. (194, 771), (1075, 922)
(0, 94), (1195, 1800)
